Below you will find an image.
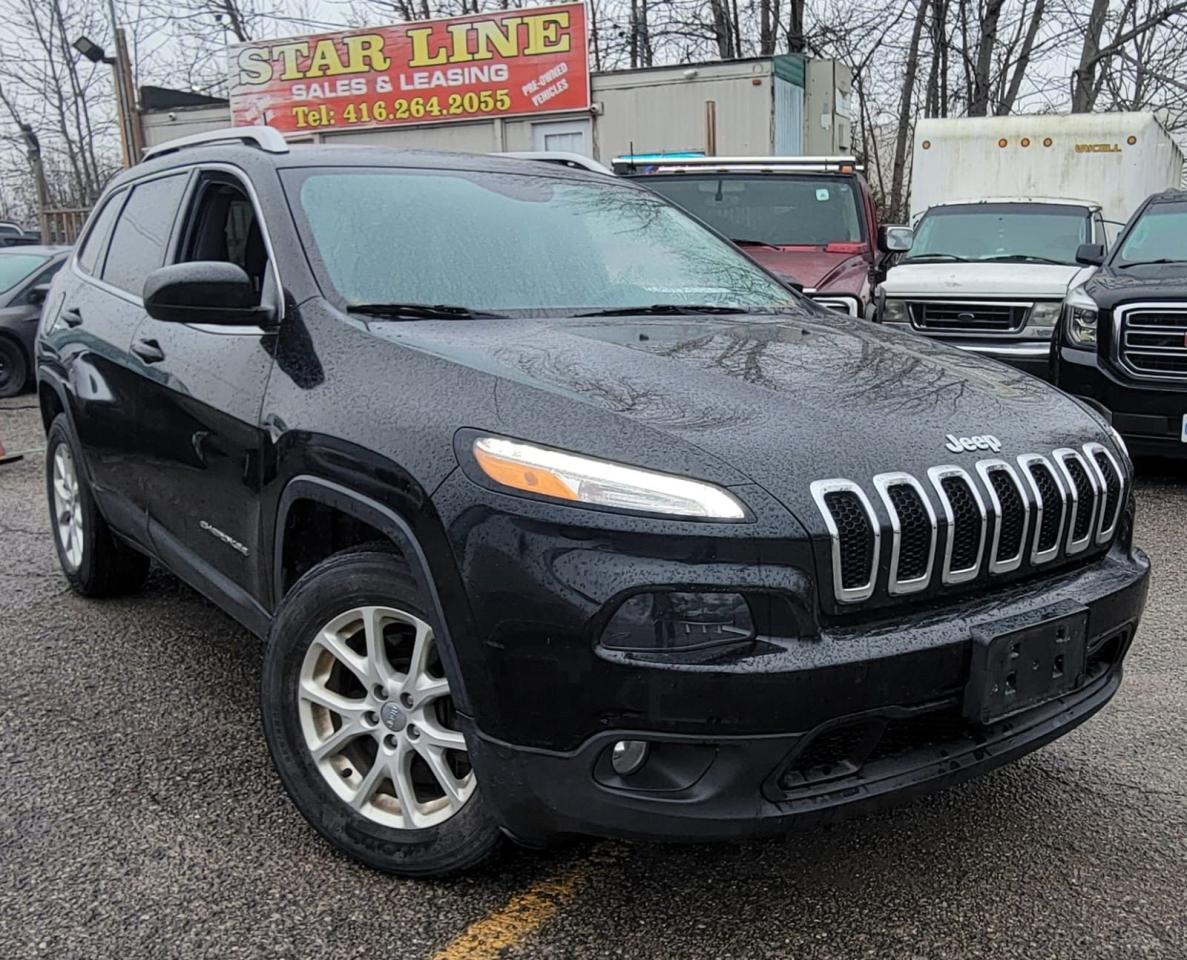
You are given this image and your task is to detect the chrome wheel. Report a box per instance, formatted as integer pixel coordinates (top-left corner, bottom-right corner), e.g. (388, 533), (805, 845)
(52, 444), (84, 571)
(298, 605), (474, 829)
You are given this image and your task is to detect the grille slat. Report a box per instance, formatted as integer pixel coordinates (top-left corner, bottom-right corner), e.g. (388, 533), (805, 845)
(825, 491), (875, 590)
(814, 444), (1124, 605)
(877, 477), (935, 591)
(1117, 304), (1187, 380)
(1019, 456), (1065, 564)
(1066, 458), (1095, 541)
(941, 475), (982, 572)
(983, 465), (1027, 571)
(1086, 443), (1124, 542)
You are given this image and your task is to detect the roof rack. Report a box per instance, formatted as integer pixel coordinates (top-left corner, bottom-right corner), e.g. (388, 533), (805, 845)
(615, 155), (864, 174)
(498, 151), (614, 175)
(143, 126), (290, 161)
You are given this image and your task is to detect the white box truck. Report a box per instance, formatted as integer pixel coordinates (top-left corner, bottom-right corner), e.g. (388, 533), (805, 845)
(878, 112), (1184, 377)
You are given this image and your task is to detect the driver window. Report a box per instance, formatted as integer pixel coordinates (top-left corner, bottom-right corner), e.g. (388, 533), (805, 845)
(179, 176), (268, 304)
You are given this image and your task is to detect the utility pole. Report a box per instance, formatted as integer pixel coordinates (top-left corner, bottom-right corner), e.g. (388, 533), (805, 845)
(105, 0), (142, 164)
(19, 124), (51, 242)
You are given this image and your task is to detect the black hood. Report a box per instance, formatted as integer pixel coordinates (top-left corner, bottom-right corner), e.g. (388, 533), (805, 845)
(1084, 262), (1187, 311)
(369, 308), (1115, 532)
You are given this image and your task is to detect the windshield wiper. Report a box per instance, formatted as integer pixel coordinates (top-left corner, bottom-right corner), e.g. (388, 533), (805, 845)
(1119, 258), (1187, 267)
(573, 304), (754, 317)
(731, 238), (782, 249)
(348, 302), (508, 320)
(981, 254), (1070, 265)
(901, 253), (969, 263)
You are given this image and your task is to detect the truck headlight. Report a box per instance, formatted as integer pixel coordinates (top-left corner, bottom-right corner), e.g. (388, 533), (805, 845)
(1028, 301), (1061, 334)
(1064, 288), (1099, 347)
(472, 436), (747, 520)
(882, 298), (910, 324)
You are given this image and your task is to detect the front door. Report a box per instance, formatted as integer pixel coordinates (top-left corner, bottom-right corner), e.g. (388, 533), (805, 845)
(128, 169), (279, 618)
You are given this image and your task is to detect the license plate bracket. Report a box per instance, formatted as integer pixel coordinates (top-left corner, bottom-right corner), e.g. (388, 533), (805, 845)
(965, 602), (1089, 726)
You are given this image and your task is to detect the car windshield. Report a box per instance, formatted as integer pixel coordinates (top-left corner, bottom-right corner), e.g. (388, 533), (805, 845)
(282, 167), (796, 315)
(906, 203), (1090, 264)
(638, 175), (864, 246)
(1116, 200), (1187, 265)
(0, 253), (49, 295)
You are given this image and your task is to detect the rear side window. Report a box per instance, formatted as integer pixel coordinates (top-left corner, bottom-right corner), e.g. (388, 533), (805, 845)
(76, 194), (123, 276)
(101, 174), (188, 295)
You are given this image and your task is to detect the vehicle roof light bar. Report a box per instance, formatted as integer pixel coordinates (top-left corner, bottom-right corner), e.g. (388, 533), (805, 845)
(143, 126), (290, 161)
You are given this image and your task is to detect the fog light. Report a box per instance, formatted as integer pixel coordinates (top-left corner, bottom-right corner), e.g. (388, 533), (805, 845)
(601, 591), (755, 653)
(611, 739), (649, 776)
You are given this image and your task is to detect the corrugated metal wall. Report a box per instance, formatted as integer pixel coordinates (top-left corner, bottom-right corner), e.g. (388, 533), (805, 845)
(772, 56), (805, 155)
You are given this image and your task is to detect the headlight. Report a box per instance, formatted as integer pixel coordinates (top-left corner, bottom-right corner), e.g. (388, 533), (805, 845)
(1064, 287), (1099, 347)
(881, 298), (910, 324)
(471, 436), (747, 520)
(1028, 301), (1062, 331)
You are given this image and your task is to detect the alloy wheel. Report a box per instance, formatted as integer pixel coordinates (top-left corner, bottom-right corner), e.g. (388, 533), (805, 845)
(298, 605), (475, 829)
(52, 444), (84, 570)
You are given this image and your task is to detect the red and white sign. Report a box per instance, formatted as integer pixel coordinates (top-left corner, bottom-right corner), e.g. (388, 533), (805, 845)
(227, 4), (589, 135)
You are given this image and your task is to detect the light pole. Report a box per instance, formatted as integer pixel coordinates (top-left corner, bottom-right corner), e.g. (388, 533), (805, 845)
(74, 32), (142, 167)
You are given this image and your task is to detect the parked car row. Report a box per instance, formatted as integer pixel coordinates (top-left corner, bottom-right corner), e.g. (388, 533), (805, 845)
(617, 113), (1185, 459)
(0, 245), (70, 397)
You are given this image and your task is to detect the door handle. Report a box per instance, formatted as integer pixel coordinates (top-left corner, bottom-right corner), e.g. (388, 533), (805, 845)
(131, 337), (166, 364)
(61, 307), (83, 327)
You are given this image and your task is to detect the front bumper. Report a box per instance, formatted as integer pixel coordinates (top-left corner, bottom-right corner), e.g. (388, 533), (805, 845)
(952, 339), (1051, 378)
(461, 542), (1148, 844)
(1055, 344), (1187, 457)
(880, 323), (1052, 378)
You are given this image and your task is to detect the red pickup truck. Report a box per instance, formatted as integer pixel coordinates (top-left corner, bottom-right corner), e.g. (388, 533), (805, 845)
(618, 156), (896, 319)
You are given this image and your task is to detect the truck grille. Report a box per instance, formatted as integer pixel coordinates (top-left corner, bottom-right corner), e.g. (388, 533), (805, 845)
(812, 443), (1126, 605)
(909, 300), (1029, 334)
(1116, 303), (1187, 380)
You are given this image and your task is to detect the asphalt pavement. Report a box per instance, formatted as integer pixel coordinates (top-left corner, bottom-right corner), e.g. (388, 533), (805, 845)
(2, 394), (1185, 960)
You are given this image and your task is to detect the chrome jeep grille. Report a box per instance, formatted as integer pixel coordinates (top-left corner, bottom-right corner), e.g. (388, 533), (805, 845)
(909, 300), (1029, 334)
(813, 444), (1126, 605)
(1116, 302), (1187, 380)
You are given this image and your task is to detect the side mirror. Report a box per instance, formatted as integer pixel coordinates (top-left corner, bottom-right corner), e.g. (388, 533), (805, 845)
(27, 283), (51, 306)
(142, 261), (273, 326)
(776, 273), (804, 293)
(1075, 243), (1106, 267)
(878, 225), (914, 254)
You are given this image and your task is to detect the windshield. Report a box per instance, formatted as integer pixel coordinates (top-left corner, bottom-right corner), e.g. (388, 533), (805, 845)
(638, 175), (864, 246)
(1116, 200), (1187, 265)
(906, 203), (1090, 264)
(0, 253), (49, 295)
(282, 168), (795, 314)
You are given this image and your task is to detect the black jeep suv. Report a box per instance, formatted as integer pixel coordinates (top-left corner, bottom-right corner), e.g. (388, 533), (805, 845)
(1054, 189), (1187, 456)
(37, 129), (1149, 877)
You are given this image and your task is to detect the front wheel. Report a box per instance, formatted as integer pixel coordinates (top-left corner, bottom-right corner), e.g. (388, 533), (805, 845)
(0, 337), (27, 398)
(261, 548), (502, 876)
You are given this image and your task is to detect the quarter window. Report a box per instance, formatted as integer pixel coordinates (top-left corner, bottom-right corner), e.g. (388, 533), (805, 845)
(101, 174), (188, 296)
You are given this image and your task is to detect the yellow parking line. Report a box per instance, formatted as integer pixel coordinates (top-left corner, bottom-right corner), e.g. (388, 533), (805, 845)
(431, 845), (625, 960)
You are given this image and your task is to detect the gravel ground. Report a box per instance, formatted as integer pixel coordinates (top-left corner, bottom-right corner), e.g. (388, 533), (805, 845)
(2, 395), (1185, 960)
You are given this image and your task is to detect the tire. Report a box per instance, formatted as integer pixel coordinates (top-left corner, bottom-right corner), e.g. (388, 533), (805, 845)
(262, 548), (503, 877)
(45, 414), (150, 597)
(0, 337), (27, 398)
